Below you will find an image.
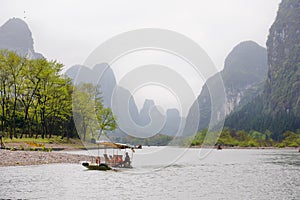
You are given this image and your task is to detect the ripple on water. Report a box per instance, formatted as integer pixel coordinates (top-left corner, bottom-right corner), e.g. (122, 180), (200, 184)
(0, 148), (299, 200)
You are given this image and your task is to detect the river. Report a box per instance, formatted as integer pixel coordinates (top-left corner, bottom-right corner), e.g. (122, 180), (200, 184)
(0, 147), (299, 199)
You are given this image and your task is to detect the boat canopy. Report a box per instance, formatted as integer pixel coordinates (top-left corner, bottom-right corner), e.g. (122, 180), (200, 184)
(96, 141), (135, 150)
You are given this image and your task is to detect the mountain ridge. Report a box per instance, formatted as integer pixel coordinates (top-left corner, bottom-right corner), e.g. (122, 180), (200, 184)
(186, 40), (268, 132)
(0, 18), (43, 59)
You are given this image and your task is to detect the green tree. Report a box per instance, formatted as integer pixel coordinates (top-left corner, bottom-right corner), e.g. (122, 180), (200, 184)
(0, 50), (79, 139)
(281, 131), (300, 147)
(72, 83), (98, 141)
(96, 106), (117, 139)
(73, 83), (117, 141)
(0, 50), (10, 135)
(0, 49), (118, 141)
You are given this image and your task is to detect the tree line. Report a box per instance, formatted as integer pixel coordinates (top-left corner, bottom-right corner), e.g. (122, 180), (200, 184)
(224, 95), (300, 141)
(0, 50), (116, 141)
(190, 127), (300, 147)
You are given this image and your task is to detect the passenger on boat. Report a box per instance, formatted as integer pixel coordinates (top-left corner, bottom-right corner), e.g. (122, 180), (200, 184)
(95, 156), (100, 165)
(103, 154), (111, 164)
(124, 152), (130, 167)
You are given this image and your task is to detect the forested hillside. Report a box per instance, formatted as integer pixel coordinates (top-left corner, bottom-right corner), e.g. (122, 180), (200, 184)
(224, 0), (300, 142)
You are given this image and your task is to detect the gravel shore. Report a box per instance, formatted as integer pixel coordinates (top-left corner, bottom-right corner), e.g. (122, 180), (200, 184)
(0, 149), (93, 167)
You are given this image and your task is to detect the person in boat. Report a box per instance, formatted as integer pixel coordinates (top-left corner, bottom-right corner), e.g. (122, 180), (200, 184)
(103, 154), (111, 164)
(124, 152), (130, 167)
(95, 156), (100, 165)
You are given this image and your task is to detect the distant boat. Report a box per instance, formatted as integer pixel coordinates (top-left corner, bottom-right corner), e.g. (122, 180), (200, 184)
(81, 141), (135, 171)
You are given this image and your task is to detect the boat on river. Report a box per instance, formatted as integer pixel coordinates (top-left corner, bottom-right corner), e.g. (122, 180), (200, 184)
(82, 141), (135, 171)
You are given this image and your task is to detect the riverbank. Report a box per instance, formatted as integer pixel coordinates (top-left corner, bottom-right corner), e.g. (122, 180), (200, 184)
(190, 145), (299, 150)
(0, 138), (97, 167)
(0, 149), (93, 167)
(1, 136), (102, 151)
(1, 145), (299, 167)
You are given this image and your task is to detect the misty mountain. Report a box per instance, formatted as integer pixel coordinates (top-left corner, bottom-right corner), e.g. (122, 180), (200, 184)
(186, 41), (268, 132)
(136, 100), (183, 136)
(225, 0), (300, 137)
(65, 64), (183, 137)
(65, 64), (141, 119)
(138, 99), (157, 126)
(66, 63), (116, 108)
(0, 18), (43, 59)
(160, 108), (183, 136)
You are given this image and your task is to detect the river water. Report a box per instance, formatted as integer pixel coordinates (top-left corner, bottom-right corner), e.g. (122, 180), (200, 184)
(0, 147), (299, 199)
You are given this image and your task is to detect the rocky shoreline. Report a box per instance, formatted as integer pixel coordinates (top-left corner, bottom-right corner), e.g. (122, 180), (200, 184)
(1, 146), (298, 167)
(0, 149), (93, 167)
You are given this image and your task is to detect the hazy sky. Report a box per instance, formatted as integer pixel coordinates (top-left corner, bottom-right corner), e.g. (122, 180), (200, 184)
(1, 0), (280, 69)
(0, 0), (281, 113)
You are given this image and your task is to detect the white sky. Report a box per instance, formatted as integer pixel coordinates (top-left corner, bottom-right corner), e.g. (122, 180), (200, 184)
(0, 0), (281, 114)
(110, 50), (204, 114)
(1, 0), (280, 69)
